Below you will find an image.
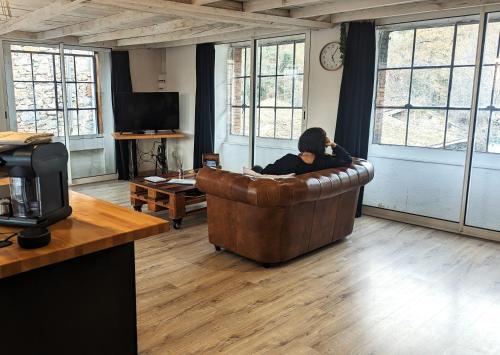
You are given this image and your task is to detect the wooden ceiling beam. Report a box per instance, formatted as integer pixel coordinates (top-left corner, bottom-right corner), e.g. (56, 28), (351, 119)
(89, 0), (332, 29)
(191, 0), (220, 5)
(0, 0), (87, 36)
(290, 0), (428, 18)
(143, 27), (283, 48)
(330, 0), (500, 23)
(79, 18), (210, 43)
(116, 23), (249, 46)
(244, 0), (324, 13)
(37, 11), (156, 40)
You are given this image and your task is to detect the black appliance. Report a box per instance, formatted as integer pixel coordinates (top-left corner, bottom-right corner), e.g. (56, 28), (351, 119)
(0, 142), (72, 227)
(114, 92), (180, 132)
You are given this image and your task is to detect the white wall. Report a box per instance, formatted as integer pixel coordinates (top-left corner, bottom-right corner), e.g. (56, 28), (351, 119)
(128, 47), (197, 172)
(164, 45), (196, 171)
(129, 49), (162, 92)
(128, 48), (165, 172)
(307, 27), (343, 138)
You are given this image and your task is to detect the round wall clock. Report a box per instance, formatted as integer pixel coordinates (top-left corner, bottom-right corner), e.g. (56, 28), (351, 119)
(320, 42), (343, 71)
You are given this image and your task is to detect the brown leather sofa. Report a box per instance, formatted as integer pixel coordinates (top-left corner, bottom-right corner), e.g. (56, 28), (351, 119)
(196, 159), (374, 265)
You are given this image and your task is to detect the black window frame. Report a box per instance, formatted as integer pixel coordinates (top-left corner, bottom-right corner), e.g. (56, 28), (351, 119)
(11, 45), (99, 137)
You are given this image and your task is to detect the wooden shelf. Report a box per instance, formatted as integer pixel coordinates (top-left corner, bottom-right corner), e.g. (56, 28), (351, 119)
(112, 132), (185, 140)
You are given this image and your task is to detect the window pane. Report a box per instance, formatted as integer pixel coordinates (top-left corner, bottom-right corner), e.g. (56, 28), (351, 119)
(11, 52), (32, 81)
(373, 108), (407, 145)
(277, 76), (293, 107)
(232, 78), (244, 106)
(278, 43), (294, 75)
(64, 56), (75, 81)
(36, 110), (58, 135)
(14, 82), (34, 110)
(245, 48), (250, 76)
(450, 67), (475, 108)
(260, 45), (277, 75)
(77, 83), (96, 108)
(32, 54), (54, 81)
(258, 77), (276, 106)
(478, 66), (495, 108)
(78, 110), (97, 135)
(75, 56), (94, 82)
(232, 47), (245, 77)
(259, 108), (275, 138)
(414, 26), (454, 66)
(474, 110), (490, 152)
(275, 108), (292, 139)
(454, 24), (479, 65)
(57, 111), (65, 137)
(16, 111), (36, 132)
(292, 109), (302, 139)
(34, 83), (56, 109)
(231, 107), (244, 135)
(244, 107), (249, 136)
(376, 69), (411, 107)
(483, 22), (500, 65)
(244, 78), (250, 106)
(378, 29), (414, 68)
(55, 55), (61, 81)
(295, 42), (305, 74)
(65, 49), (93, 55)
(410, 68), (450, 107)
(294, 75), (303, 107)
(66, 83), (77, 108)
(407, 109), (446, 147)
(68, 110), (79, 135)
(12, 45), (58, 53)
(57, 83), (63, 109)
(445, 110), (470, 150)
(489, 112), (500, 153)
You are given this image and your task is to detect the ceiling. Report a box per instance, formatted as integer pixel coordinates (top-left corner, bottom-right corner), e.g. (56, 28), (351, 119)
(0, 0), (498, 48)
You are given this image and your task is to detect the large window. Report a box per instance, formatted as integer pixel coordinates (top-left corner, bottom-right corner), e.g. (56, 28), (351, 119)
(10, 45), (98, 136)
(228, 39), (305, 139)
(374, 21), (480, 150)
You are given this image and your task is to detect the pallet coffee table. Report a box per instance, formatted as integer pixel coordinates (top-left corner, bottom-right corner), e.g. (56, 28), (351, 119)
(130, 170), (206, 229)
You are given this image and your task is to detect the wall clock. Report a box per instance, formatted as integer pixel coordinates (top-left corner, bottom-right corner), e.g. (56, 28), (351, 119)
(320, 41), (343, 71)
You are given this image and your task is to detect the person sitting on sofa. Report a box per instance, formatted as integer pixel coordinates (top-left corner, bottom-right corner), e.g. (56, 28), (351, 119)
(254, 127), (353, 175)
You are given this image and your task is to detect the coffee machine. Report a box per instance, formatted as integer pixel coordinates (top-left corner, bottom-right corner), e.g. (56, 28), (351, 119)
(0, 142), (72, 227)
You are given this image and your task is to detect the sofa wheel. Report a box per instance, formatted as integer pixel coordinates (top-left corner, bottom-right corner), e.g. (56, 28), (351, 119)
(173, 218), (182, 229)
(214, 245), (221, 251)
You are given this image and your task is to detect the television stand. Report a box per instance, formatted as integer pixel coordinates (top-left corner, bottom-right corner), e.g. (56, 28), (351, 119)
(112, 132), (185, 180)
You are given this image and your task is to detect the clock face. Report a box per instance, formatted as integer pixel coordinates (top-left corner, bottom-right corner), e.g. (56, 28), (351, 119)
(320, 42), (342, 71)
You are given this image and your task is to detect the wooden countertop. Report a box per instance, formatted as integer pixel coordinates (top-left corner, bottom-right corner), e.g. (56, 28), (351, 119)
(0, 191), (169, 279)
(112, 132), (185, 140)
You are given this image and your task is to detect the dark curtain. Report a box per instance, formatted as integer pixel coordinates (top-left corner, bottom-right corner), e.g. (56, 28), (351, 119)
(193, 43), (215, 170)
(111, 50), (136, 179)
(334, 22), (376, 217)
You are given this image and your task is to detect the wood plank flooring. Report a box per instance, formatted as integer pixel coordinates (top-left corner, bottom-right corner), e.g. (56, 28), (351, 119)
(73, 180), (500, 355)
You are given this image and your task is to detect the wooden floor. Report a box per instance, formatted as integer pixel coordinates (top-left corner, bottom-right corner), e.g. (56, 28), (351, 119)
(73, 181), (500, 355)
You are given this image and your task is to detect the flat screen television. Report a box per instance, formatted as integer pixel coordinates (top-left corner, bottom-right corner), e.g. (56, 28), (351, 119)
(114, 92), (179, 132)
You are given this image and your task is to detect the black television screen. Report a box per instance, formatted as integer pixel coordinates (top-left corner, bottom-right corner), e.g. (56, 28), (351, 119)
(114, 92), (179, 132)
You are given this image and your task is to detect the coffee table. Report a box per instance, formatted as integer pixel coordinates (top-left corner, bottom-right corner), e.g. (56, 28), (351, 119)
(130, 170), (206, 229)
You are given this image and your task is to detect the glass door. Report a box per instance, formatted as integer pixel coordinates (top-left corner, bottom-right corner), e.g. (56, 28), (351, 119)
(4, 42), (116, 183)
(253, 35), (306, 168)
(466, 13), (500, 232)
(62, 46), (116, 180)
(364, 16), (480, 222)
(214, 41), (252, 173)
